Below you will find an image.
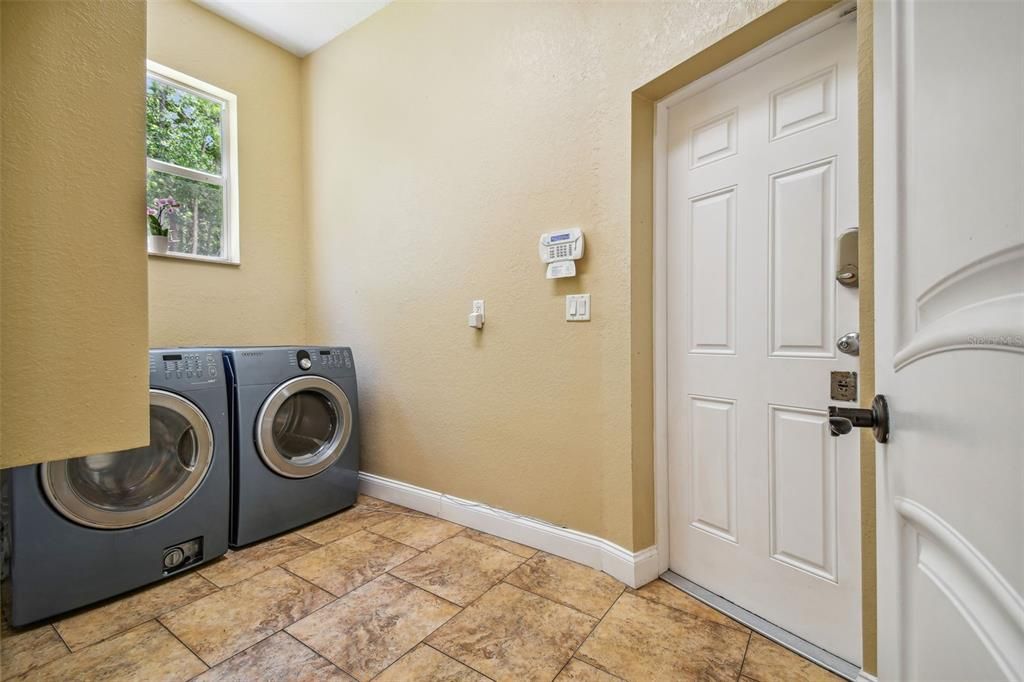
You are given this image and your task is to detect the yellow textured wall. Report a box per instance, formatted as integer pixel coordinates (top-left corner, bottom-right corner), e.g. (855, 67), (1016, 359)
(302, 0), (782, 549)
(146, 0), (307, 347)
(1, 0), (150, 467)
(856, 0), (877, 673)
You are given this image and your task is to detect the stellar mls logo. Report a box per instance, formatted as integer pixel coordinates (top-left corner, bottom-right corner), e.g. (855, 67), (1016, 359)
(966, 335), (1024, 347)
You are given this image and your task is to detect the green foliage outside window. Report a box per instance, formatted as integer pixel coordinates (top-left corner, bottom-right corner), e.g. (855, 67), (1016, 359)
(146, 77), (226, 258)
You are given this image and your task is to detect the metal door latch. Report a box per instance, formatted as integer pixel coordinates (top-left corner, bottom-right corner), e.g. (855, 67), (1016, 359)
(828, 394), (890, 443)
(831, 371), (858, 401)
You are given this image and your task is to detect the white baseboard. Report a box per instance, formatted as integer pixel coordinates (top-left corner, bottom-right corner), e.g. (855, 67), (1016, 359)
(857, 672), (877, 682)
(358, 472), (660, 588)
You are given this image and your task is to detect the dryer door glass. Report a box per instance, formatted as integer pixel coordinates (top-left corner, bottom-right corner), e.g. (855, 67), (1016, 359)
(41, 390), (214, 529)
(272, 392), (336, 460)
(256, 376), (353, 478)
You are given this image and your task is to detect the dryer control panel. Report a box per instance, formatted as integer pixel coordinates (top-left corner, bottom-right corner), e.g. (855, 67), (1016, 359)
(288, 348), (352, 373)
(226, 346), (356, 385)
(316, 348), (352, 370)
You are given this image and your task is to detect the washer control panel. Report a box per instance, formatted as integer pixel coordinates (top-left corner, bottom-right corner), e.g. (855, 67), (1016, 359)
(157, 351), (220, 384)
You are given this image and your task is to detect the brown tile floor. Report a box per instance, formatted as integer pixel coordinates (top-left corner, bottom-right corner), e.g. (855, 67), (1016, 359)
(1, 495), (845, 682)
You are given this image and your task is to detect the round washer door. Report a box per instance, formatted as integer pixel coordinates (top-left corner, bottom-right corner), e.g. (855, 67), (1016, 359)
(255, 375), (353, 479)
(41, 389), (214, 529)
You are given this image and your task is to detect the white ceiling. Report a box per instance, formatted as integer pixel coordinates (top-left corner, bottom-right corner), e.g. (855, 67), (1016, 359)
(194, 0), (391, 57)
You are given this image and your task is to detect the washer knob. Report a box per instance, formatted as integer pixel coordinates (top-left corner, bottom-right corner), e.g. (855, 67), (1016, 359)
(298, 357), (312, 370)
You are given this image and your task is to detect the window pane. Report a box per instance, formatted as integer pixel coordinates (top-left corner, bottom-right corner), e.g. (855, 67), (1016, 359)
(146, 77), (222, 175)
(147, 170), (224, 258)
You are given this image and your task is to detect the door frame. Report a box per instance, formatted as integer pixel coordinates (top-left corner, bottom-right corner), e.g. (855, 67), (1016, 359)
(650, 0), (866, 666)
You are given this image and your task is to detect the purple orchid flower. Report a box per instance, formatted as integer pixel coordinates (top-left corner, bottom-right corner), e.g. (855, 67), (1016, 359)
(147, 197), (181, 236)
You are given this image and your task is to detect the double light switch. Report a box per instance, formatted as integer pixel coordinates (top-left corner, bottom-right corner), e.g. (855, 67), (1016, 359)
(565, 294), (590, 321)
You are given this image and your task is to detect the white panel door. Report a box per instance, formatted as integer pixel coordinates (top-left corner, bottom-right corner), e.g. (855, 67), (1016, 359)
(874, 1), (1024, 679)
(666, 19), (861, 662)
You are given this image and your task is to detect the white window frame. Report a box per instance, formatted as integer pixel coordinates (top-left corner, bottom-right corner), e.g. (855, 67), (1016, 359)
(146, 60), (240, 264)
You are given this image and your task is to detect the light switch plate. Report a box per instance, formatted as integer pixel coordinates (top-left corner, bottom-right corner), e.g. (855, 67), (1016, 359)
(566, 294), (590, 321)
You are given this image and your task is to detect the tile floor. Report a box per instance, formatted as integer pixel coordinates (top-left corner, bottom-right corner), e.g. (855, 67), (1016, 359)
(1, 495), (844, 681)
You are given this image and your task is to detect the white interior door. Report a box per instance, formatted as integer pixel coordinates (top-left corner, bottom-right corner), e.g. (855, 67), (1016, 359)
(873, 1), (1024, 679)
(664, 17), (862, 663)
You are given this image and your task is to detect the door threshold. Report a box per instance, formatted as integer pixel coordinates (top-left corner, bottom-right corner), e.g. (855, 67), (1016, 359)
(660, 571), (860, 681)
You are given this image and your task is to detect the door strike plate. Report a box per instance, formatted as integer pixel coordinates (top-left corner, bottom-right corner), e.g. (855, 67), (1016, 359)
(830, 371), (858, 402)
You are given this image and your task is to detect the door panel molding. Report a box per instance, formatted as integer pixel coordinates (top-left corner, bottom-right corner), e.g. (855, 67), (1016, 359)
(768, 404), (838, 583)
(690, 109), (739, 168)
(895, 244), (1024, 369)
(768, 156), (838, 358)
(687, 395), (738, 543)
(688, 187), (738, 354)
(769, 64), (839, 142)
(896, 497), (1024, 680)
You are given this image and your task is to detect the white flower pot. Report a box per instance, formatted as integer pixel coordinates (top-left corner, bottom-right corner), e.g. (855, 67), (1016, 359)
(148, 234), (168, 254)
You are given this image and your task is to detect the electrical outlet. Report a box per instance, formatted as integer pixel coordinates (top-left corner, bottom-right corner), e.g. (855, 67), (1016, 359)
(468, 299), (485, 329)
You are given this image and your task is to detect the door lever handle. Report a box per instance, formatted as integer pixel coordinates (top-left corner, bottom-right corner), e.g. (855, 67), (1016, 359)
(828, 414), (854, 436)
(828, 394), (889, 443)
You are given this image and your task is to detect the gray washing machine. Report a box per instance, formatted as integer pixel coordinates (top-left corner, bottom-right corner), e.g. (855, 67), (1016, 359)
(223, 346), (359, 547)
(2, 349), (229, 627)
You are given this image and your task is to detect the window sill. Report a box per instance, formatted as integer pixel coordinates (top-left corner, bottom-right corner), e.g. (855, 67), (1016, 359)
(148, 250), (240, 266)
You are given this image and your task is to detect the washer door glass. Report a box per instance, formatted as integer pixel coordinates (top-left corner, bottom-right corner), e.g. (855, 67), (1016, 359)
(256, 376), (353, 478)
(42, 390), (214, 529)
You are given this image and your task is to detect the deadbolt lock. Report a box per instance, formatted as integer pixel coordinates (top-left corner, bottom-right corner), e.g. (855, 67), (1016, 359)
(836, 229), (859, 287)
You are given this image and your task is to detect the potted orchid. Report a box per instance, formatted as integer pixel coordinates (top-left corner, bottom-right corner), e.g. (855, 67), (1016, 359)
(146, 197), (181, 254)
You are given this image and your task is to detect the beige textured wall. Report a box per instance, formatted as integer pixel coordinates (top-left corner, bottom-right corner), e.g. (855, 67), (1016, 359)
(1, 0), (150, 467)
(302, 0), (782, 550)
(146, 0), (307, 348)
(856, 0), (877, 672)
